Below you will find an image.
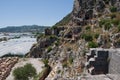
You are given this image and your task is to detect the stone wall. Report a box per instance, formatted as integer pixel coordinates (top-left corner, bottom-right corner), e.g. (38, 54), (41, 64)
(109, 49), (120, 74)
(86, 48), (120, 75)
(86, 48), (109, 75)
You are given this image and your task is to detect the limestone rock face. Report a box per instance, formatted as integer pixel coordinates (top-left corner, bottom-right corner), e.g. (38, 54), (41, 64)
(112, 33), (120, 48)
(72, 0), (120, 26)
(28, 36), (57, 58)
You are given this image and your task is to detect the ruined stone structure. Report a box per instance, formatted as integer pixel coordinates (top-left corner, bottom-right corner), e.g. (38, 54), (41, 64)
(86, 48), (120, 75)
(109, 49), (120, 74)
(72, 0), (120, 26)
(86, 48), (109, 75)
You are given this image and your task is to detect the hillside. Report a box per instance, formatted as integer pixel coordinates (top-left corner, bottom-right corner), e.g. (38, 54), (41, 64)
(0, 25), (49, 33)
(27, 0), (120, 79)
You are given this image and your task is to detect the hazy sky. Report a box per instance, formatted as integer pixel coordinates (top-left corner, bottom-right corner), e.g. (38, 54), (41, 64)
(0, 0), (73, 28)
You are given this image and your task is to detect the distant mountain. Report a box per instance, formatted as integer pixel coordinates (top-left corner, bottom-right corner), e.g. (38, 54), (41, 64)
(0, 25), (50, 33)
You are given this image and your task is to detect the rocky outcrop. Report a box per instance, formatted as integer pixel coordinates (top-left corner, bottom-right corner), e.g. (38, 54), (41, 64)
(71, 0), (120, 26)
(112, 33), (120, 48)
(27, 0), (120, 79)
(109, 49), (120, 74)
(28, 36), (57, 58)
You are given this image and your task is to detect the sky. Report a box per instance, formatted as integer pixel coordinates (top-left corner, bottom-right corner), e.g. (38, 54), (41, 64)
(0, 0), (73, 28)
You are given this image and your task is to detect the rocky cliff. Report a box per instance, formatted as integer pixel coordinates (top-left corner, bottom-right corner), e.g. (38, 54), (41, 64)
(56, 0), (120, 26)
(27, 0), (120, 79)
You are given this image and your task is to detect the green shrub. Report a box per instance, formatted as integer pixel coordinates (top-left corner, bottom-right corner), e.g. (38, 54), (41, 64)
(99, 19), (108, 27)
(37, 33), (44, 41)
(57, 70), (61, 74)
(13, 63), (36, 80)
(69, 57), (74, 64)
(55, 41), (60, 46)
(88, 41), (98, 48)
(47, 46), (52, 53)
(94, 33), (99, 39)
(81, 34), (93, 41)
(62, 62), (68, 68)
(104, 22), (112, 30)
(99, 19), (112, 27)
(42, 59), (49, 67)
(24, 64), (36, 77)
(49, 35), (58, 40)
(111, 19), (120, 25)
(85, 26), (91, 30)
(110, 6), (117, 12)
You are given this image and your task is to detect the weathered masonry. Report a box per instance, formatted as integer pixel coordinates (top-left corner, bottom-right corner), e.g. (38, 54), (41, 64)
(86, 48), (120, 75)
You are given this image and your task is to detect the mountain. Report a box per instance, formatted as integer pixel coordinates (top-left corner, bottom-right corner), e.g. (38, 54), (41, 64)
(0, 25), (50, 33)
(27, 0), (120, 79)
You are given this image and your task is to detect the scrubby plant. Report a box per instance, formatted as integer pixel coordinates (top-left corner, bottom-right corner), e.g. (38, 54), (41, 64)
(88, 41), (98, 48)
(85, 26), (91, 30)
(110, 6), (117, 12)
(57, 70), (61, 74)
(13, 63), (36, 80)
(47, 46), (52, 53)
(37, 33), (44, 41)
(54, 40), (60, 46)
(69, 57), (74, 64)
(99, 19), (112, 27)
(111, 19), (120, 25)
(49, 35), (58, 40)
(94, 33), (100, 39)
(99, 19), (107, 27)
(62, 62), (68, 68)
(42, 59), (49, 67)
(104, 22), (112, 30)
(81, 33), (93, 41)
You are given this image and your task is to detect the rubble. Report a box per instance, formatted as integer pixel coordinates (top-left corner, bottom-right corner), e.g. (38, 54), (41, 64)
(0, 57), (18, 80)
